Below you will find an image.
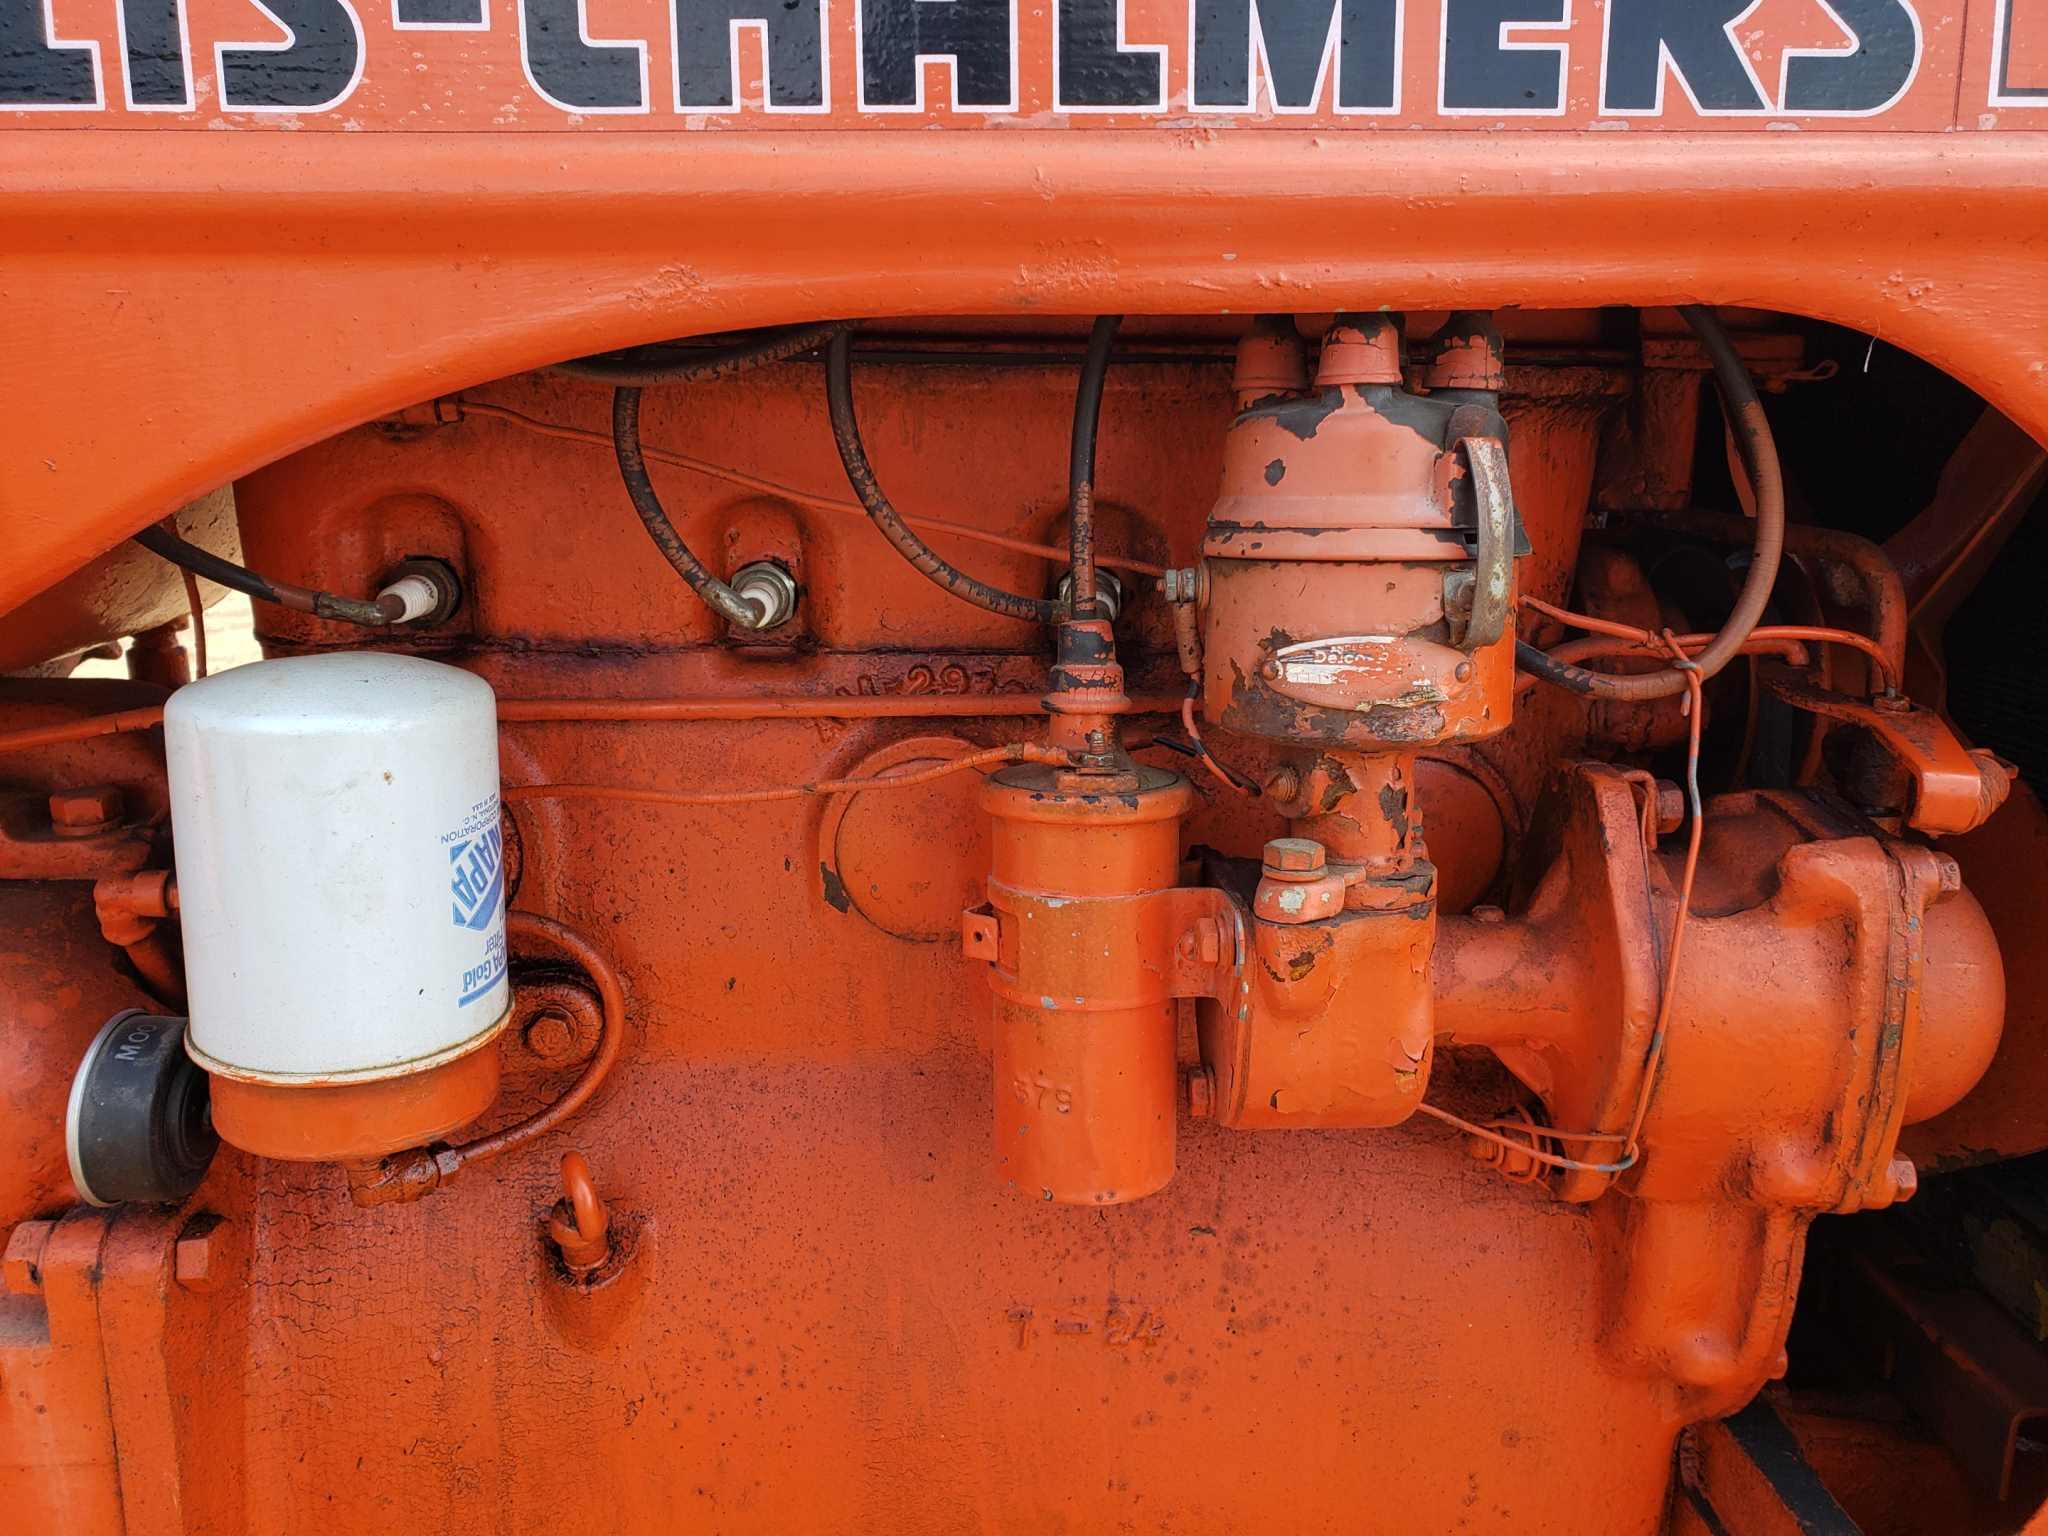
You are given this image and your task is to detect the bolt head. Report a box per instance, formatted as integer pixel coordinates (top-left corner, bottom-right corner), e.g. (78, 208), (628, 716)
(1262, 837), (1326, 876)
(174, 1231), (217, 1291)
(1887, 1156), (1919, 1205)
(49, 785), (123, 832)
(522, 1011), (576, 1062)
(1655, 783), (1686, 836)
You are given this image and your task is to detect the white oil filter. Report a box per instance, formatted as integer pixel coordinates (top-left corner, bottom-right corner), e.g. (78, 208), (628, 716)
(166, 652), (510, 1084)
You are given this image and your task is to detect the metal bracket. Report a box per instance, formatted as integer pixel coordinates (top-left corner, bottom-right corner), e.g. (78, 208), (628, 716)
(1762, 669), (2005, 836)
(1456, 435), (1515, 650)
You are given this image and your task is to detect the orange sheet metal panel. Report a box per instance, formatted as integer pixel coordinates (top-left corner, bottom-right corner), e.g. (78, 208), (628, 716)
(3, 5), (2048, 607)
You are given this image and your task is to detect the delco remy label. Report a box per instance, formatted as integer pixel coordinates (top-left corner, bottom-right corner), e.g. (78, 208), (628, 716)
(1, 0), (2043, 128)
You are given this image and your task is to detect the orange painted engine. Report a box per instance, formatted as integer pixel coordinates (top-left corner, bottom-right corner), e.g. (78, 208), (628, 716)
(0, 307), (2041, 1536)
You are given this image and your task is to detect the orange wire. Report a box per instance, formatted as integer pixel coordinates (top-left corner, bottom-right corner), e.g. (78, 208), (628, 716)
(1180, 692), (1255, 797)
(1416, 1102), (1638, 1174)
(0, 696), (1188, 756)
(1621, 633), (1705, 1162)
(504, 742), (1064, 808)
(1520, 595), (1898, 695)
(1432, 622), (1707, 1183)
(460, 399), (1169, 580)
(0, 705), (168, 755)
(1520, 593), (1648, 643)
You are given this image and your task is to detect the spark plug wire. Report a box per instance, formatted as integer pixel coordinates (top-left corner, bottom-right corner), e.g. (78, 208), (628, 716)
(452, 399), (1167, 579)
(1066, 316), (1120, 618)
(551, 322), (841, 386)
(1516, 304), (1784, 702)
(132, 525), (407, 628)
(611, 384), (775, 629)
(825, 331), (1061, 625)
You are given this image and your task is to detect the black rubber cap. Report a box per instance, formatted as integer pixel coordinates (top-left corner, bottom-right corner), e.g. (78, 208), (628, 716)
(65, 1011), (217, 1206)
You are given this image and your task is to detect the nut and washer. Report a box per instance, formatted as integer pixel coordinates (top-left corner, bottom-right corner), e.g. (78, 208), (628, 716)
(49, 785), (124, 837)
(1261, 837), (1328, 881)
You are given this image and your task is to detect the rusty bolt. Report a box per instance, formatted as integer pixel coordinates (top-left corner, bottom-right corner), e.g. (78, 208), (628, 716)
(174, 1216), (226, 1292)
(1654, 782), (1686, 836)
(1180, 917), (1221, 967)
(3, 1220), (54, 1296)
(49, 784), (124, 837)
(1263, 765), (1302, 804)
(1470, 904), (1506, 925)
(1186, 1068), (1216, 1120)
(1887, 1157), (1919, 1205)
(1262, 837), (1326, 879)
(522, 1009), (576, 1063)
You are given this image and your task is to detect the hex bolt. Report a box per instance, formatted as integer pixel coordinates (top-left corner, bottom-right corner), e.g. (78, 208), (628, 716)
(1262, 837), (1327, 880)
(1178, 918), (1222, 967)
(3, 1220), (54, 1296)
(1654, 782), (1686, 836)
(1186, 1068), (1216, 1120)
(174, 1215), (226, 1292)
(1886, 1156), (1919, 1205)
(522, 1009), (576, 1063)
(49, 785), (124, 837)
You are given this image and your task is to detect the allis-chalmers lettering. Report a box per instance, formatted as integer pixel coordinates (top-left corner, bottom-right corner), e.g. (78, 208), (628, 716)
(0, 0), (1937, 117)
